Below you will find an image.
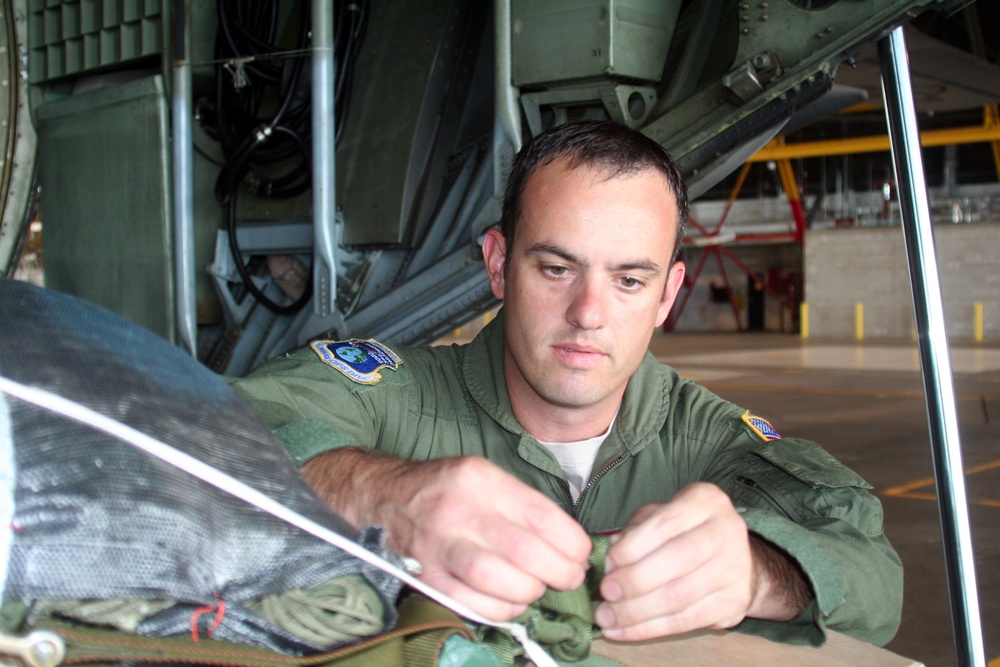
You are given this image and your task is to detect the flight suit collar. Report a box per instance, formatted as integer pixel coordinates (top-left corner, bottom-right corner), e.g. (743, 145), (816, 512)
(463, 310), (522, 434)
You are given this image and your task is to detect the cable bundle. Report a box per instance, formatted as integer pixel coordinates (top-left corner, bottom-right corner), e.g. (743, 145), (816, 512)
(203, 0), (369, 314)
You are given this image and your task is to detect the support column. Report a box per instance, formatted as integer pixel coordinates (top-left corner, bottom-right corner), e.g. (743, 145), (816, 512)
(879, 26), (984, 667)
(312, 0), (338, 317)
(171, 0), (196, 355)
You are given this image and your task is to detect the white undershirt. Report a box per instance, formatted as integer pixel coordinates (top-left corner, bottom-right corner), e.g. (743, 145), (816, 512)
(537, 415), (616, 502)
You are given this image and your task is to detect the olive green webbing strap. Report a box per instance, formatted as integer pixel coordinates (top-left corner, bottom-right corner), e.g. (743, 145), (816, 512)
(34, 594), (473, 667)
(477, 535), (613, 663)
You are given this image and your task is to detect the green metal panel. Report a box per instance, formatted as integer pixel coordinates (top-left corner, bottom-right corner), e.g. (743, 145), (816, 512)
(511, 0), (681, 87)
(28, 0), (163, 83)
(36, 74), (174, 341)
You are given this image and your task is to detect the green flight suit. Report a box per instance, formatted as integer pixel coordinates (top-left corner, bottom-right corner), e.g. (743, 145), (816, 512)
(230, 314), (902, 647)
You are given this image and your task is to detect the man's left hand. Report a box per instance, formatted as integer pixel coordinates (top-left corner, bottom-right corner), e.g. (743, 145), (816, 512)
(594, 482), (811, 641)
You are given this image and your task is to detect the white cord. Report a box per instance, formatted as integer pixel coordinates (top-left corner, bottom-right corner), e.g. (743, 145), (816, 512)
(0, 376), (557, 667)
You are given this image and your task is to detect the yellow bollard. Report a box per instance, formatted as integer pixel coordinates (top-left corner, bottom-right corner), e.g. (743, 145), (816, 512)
(855, 302), (864, 341)
(974, 302), (984, 343)
(800, 302), (809, 339)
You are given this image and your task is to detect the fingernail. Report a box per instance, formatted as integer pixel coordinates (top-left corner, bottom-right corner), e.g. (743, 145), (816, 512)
(604, 554), (616, 573)
(602, 578), (623, 602)
(595, 603), (616, 629)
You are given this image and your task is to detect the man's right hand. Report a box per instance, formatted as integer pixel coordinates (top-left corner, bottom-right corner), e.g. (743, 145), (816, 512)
(301, 448), (592, 621)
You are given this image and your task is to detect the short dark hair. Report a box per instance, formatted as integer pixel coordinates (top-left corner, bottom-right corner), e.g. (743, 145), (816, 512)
(499, 119), (689, 262)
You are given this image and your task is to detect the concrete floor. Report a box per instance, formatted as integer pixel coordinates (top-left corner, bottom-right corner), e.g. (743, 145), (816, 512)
(650, 331), (1000, 667)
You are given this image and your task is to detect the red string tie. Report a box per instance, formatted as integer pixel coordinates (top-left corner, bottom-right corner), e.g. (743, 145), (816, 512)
(190, 595), (226, 641)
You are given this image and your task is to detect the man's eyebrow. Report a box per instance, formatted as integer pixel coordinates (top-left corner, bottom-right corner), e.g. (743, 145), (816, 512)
(609, 259), (662, 274)
(525, 243), (662, 274)
(525, 243), (587, 266)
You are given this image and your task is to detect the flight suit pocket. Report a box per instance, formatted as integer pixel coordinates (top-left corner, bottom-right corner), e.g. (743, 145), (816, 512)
(729, 439), (885, 538)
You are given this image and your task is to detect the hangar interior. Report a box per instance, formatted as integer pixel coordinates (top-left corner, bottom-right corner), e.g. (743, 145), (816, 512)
(1, 1), (999, 666)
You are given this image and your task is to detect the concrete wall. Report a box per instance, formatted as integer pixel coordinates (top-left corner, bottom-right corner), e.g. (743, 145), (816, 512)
(804, 224), (1000, 341)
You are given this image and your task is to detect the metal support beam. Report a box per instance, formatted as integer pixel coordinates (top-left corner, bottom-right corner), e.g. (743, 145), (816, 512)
(171, 0), (196, 356)
(772, 144), (808, 245)
(878, 27), (985, 667)
(311, 0), (338, 317)
(985, 104), (1000, 184)
(749, 124), (1000, 162)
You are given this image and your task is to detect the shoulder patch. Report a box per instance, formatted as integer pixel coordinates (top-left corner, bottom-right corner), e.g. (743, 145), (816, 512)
(742, 411), (782, 442)
(310, 338), (403, 385)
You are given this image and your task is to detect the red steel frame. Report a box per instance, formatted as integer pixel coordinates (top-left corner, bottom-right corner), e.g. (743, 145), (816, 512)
(665, 146), (804, 331)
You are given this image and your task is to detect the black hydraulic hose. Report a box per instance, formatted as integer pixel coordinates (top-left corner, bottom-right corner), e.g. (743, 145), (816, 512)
(225, 201), (312, 316)
(221, 125), (313, 315)
(209, 0), (367, 313)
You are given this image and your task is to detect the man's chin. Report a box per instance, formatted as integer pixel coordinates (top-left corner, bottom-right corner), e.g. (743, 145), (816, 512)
(534, 382), (615, 411)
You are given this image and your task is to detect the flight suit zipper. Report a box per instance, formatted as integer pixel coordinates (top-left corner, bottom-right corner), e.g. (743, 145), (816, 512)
(572, 456), (624, 518)
(735, 475), (796, 520)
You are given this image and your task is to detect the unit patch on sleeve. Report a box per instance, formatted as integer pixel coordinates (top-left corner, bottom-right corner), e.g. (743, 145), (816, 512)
(742, 411), (782, 442)
(310, 338), (403, 385)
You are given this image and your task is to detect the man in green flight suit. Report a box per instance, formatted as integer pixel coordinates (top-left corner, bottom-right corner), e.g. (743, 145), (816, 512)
(231, 120), (902, 647)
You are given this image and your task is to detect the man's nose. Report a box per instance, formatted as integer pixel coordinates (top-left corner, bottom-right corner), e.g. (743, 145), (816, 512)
(567, 278), (607, 330)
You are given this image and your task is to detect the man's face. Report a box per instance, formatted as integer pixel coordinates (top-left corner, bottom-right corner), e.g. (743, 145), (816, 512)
(483, 158), (686, 436)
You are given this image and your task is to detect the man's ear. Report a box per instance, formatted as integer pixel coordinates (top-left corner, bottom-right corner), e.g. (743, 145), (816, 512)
(655, 261), (686, 327)
(482, 228), (507, 300)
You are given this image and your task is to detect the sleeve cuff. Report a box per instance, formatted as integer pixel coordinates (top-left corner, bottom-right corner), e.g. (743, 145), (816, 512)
(736, 508), (845, 646)
(274, 419), (360, 466)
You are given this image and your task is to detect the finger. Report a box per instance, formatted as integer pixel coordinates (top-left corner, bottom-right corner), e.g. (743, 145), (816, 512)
(500, 485), (593, 565)
(597, 587), (749, 642)
(475, 515), (590, 591)
(440, 537), (550, 604)
(603, 520), (718, 602)
(598, 554), (747, 630)
(462, 485), (590, 590)
(612, 502), (709, 568)
(610, 484), (741, 571)
(447, 457), (593, 574)
(420, 567), (529, 622)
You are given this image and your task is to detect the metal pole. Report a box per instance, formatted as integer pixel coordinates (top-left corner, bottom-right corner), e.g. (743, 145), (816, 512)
(493, 0), (521, 196)
(878, 27), (985, 667)
(171, 0), (197, 355)
(311, 0), (337, 317)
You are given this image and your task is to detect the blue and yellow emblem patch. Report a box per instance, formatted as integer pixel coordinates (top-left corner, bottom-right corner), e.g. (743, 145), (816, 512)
(742, 411), (782, 442)
(311, 339), (402, 385)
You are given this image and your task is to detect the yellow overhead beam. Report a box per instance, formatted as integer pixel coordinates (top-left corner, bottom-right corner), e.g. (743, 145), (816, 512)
(985, 104), (1000, 183)
(749, 124), (1000, 162)
(838, 101), (885, 115)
